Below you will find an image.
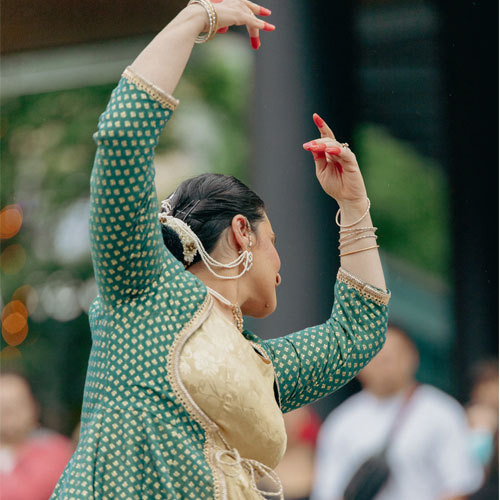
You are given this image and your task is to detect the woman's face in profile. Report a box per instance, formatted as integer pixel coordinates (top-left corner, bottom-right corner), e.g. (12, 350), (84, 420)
(242, 213), (281, 318)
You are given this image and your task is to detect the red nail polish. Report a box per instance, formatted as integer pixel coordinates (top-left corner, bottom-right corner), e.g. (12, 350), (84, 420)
(263, 22), (276, 32)
(312, 151), (326, 160)
(334, 161), (343, 174)
(311, 143), (326, 152)
(217, 26), (229, 34)
(250, 37), (261, 50)
(326, 147), (341, 155)
(313, 113), (325, 129)
(303, 141), (314, 148)
(259, 7), (272, 16)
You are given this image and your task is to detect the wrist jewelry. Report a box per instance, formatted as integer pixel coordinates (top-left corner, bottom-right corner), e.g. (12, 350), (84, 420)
(188, 0), (219, 43)
(335, 197), (371, 228)
(338, 233), (378, 250)
(339, 226), (377, 234)
(339, 244), (379, 258)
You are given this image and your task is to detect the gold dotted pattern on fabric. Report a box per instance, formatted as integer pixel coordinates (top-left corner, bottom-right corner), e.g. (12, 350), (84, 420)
(243, 279), (389, 414)
(51, 72), (390, 499)
(51, 75), (215, 499)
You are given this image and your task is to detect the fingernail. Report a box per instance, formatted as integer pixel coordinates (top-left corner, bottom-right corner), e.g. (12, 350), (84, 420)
(326, 147), (341, 155)
(250, 37), (261, 50)
(310, 143), (326, 152)
(335, 161), (343, 174)
(313, 113), (325, 128)
(259, 7), (272, 16)
(263, 22), (276, 32)
(302, 140), (316, 148)
(312, 151), (326, 160)
(217, 26), (229, 34)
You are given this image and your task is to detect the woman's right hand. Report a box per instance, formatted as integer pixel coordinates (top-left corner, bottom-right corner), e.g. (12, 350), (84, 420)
(192, 0), (275, 50)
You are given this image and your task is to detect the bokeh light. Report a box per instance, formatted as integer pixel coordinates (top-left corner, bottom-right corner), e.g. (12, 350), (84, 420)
(0, 346), (22, 360)
(2, 300), (28, 320)
(0, 204), (23, 239)
(12, 284), (38, 315)
(0, 243), (27, 274)
(2, 300), (29, 347)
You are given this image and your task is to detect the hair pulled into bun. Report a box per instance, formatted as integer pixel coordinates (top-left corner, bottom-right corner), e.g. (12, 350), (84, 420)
(159, 173), (266, 268)
(161, 225), (186, 265)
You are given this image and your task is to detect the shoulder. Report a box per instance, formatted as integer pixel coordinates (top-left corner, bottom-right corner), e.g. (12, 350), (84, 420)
(413, 384), (467, 423)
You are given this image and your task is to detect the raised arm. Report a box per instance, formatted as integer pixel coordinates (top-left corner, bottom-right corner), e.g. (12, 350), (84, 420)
(90, 2), (274, 303)
(130, 1), (275, 96)
(244, 115), (390, 411)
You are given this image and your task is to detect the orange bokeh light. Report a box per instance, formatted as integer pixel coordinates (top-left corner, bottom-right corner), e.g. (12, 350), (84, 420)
(0, 244), (26, 274)
(0, 205), (23, 239)
(2, 315), (28, 346)
(2, 300), (28, 321)
(12, 285), (38, 315)
(1, 301), (29, 347)
(0, 346), (22, 360)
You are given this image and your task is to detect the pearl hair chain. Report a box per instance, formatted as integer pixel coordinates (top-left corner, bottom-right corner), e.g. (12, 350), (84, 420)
(159, 202), (253, 281)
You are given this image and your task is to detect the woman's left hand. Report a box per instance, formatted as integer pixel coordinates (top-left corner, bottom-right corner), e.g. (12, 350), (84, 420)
(303, 114), (367, 204)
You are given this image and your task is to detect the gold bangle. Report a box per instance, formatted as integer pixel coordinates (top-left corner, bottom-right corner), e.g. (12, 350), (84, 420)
(335, 197), (371, 228)
(188, 0), (219, 43)
(339, 244), (380, 257)
(339, 234), (378, 249)
(339, 226), (377, 234)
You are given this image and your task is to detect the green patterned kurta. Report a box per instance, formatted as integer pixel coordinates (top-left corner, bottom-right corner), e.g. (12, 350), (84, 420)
(51, 67), (390, 500)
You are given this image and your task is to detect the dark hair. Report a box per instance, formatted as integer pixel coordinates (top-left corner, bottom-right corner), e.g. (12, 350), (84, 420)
(160, 174), (266, 266)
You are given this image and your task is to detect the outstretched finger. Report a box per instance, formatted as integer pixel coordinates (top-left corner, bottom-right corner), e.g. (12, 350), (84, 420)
(313, 113), (336, 140)
(247, 24), (261, 50)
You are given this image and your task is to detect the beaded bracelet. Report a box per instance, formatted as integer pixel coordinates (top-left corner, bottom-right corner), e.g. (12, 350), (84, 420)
(188, 0), (219, 43)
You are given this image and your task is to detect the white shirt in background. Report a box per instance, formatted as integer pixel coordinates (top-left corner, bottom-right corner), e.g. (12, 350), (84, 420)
(311, 385), (483, 500)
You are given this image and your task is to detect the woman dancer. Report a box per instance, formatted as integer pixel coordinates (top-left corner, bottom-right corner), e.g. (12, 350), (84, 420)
(51, 1), (390, 499)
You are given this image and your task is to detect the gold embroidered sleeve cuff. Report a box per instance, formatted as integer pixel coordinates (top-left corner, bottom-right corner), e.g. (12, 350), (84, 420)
(122, 66), (180, 111)
(337, 267), (391, 306)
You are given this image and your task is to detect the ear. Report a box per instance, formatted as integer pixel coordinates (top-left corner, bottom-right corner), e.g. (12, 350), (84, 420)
(230, 214), (252, 252)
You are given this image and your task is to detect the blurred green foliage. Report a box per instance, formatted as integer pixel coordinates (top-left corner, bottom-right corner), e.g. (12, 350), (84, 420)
(0, 35), (251, 434)
(356, 123), (451, 280)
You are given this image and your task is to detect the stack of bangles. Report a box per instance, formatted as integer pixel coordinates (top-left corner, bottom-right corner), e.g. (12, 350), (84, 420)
(336, 198), (379, 257)
(188, 0), (219, 43)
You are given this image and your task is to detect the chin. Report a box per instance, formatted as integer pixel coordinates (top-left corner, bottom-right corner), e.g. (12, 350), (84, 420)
(243, 298), (277, 318)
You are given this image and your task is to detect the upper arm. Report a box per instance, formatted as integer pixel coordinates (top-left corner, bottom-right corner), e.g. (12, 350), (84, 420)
(89, 68), (182, 302)
(246, 268), (389, 413)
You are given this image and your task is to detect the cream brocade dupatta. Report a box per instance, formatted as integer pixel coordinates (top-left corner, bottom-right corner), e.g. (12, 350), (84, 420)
(179, 304), (287, 499)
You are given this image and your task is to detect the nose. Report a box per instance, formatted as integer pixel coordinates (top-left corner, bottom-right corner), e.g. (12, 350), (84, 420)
(276, 273), (281, 286)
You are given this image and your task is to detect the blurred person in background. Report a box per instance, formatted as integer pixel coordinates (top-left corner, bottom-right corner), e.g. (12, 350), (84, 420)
(310, 326), (483, 500)
(467, 360), (498, 500)
(0, 372), (74, 500)
(260, 406), (322, 500)
(49, 1), (391, 498)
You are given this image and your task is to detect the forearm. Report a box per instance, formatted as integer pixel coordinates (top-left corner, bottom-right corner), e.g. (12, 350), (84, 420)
(130, 5), (206, 95)
(337, 199), (386, 291)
